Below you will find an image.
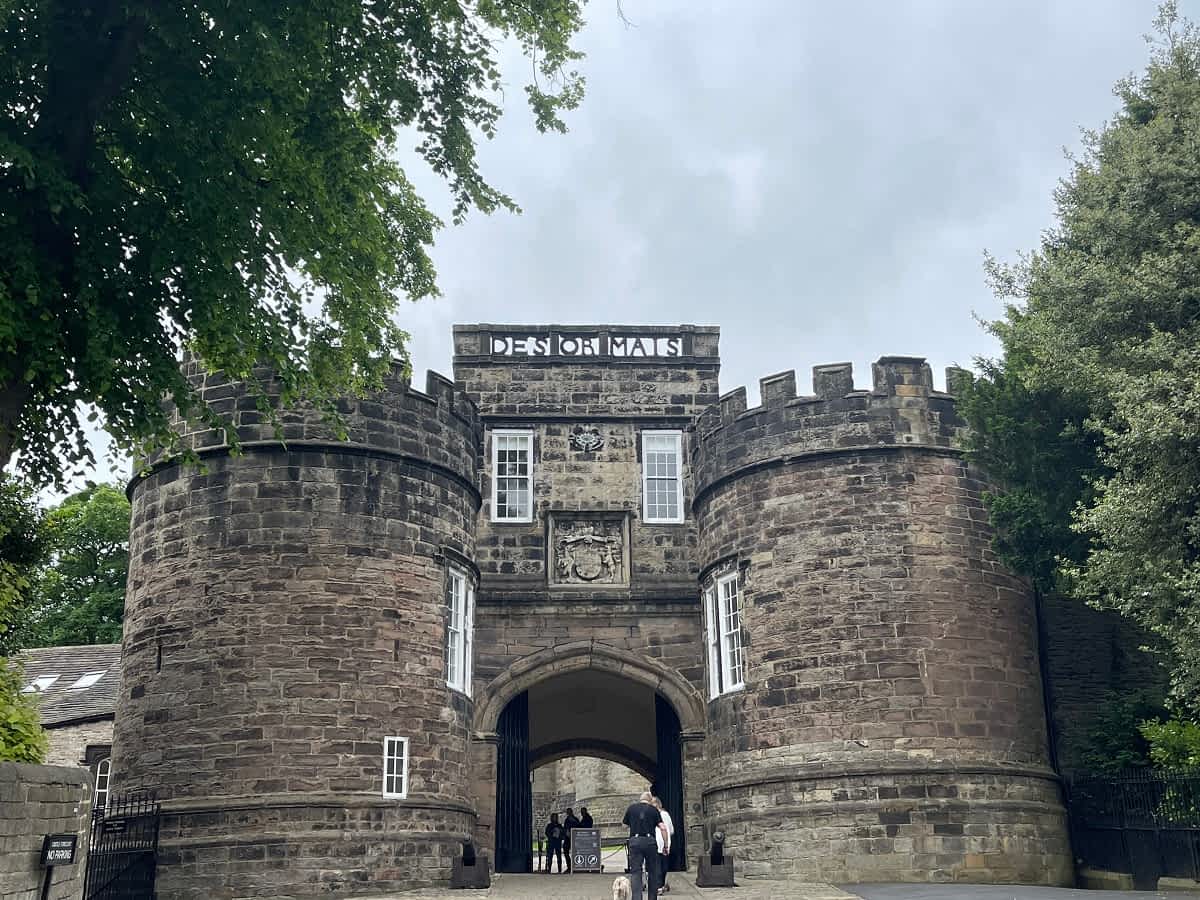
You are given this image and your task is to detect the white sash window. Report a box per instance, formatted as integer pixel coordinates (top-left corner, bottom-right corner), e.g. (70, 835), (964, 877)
(383, 736), (409, 798)
(704, 572), (745, 697)
(642, 430), (684, 523)
(492, 430), (533, 522)
(445, 566), (475, 695)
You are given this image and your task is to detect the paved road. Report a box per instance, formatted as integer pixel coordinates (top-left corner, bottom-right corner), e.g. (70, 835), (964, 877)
(371, 872), (854, 898)
(368, 876), (1200, 899)
(845, 885), (1200, 900)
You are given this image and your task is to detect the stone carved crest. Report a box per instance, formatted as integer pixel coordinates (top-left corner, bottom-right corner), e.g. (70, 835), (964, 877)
(550, 516), (628, 586)
(569, 426), (604, 452)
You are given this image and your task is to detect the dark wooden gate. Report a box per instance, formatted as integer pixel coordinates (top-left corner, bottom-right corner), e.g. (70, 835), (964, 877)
(83, 791), (160, 900)
(654, 692), (686, 871)
(495, 691), (532, 873)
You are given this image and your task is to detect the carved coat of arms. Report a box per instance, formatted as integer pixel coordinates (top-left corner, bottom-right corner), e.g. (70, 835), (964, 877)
(569, 426), (604, 452)
(553, 521), (623, 583)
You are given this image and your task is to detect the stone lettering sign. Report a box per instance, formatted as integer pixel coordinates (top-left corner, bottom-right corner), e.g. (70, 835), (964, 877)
(490, 332), (684, 358)
(570, 828), (602, 873)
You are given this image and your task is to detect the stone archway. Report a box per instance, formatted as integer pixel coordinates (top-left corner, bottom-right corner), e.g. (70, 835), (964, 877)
(474, 640), (706, 737)
(469, 641), (706, 873)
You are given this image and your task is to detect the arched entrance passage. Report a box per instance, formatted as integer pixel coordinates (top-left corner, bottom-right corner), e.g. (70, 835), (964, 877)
(475, 642), (703, 874)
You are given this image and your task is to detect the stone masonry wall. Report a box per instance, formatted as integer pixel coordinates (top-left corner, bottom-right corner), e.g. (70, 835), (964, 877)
(43, 719), (113, 769)
(0, 762), (91, 900)
(691, 358), (1072, 884)
(1040, 593), (1169, 773)
(113, 364), (482, 898)
(455, 325), (716, 866)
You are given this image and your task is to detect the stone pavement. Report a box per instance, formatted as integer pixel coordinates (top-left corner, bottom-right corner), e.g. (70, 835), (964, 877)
(371, 872), (855, 899)
(845, 885), (1200, 900)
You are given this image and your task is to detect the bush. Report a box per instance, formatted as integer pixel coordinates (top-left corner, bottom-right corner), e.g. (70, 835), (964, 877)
(1141, 719), (1200, 769)
(0, 661), (47, 763)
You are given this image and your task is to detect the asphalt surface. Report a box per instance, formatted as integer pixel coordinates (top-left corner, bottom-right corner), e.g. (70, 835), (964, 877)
(844, 886), (1200, 900)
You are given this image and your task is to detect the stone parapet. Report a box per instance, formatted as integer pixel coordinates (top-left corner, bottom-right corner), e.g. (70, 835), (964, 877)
(140, 358), (480, 496)
(692, 357), (969, 504)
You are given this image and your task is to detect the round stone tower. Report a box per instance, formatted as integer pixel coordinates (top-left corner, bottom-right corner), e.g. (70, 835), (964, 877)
(113, 359), (481, 898)
(691, 357), (1072, 885)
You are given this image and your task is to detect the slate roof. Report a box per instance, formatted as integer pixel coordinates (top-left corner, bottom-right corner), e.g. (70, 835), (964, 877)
(14, 644), (121, 727)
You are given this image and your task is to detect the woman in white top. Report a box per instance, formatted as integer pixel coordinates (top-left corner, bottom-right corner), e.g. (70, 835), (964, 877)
(651, 796), (674, 894)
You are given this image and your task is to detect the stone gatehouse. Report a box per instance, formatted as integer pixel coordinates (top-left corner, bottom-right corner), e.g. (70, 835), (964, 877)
(112, 324), (1073, 898)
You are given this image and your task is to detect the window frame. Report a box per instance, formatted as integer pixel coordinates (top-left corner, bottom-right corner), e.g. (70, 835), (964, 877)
(491, 429), (534, 523)
(445, 566), (476, 696)
(382, 736), (409, 799)
(717, 573), (745, 692)
(703, 585), (722, 699)
(69, 671), (107, 690)
(21, 675), (59, 693)
(703, 571), (745, 698)
(641, 430), (685, 524)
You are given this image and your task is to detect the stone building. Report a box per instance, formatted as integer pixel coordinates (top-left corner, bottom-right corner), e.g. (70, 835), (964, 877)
(15, 644), (119, 810)
(112, 324), (1073, 897)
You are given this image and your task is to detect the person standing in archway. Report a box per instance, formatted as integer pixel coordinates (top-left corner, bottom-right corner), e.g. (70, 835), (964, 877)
(544, 813), (565, 874)
(580, 806), (594, 829)
(563, 807), (581, 871)
(652, 795), (674, 894)
(622, 791), (662, 900)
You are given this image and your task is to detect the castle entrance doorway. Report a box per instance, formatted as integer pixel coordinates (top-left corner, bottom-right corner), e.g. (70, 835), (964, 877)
(492, 668), (685, 874)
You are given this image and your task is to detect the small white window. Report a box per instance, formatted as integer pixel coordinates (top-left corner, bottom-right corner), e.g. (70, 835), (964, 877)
(22, 675), (59, 693)
(704, 572), (745, 697)
(94, 759), (111, 813)
(445, 567), (475, 695)
(642, 431), (684, 523)
(718, 574), (745, 691)
(69, 671), (106, 690)
(383, 736), (409, 799)
(492, 430), (533, 522)
(703, 586), (722, 700)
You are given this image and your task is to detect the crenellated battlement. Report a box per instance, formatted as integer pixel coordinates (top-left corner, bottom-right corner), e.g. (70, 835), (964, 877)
(691, 356), (973, 502)
(147, 357), (482, 486)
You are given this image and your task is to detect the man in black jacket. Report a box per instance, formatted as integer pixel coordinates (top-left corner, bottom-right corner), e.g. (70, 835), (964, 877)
(622, 791), (662, 900)
(563, 808), (581, 871)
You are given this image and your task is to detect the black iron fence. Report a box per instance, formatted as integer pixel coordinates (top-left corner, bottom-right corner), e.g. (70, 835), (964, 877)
(1067, 767), (1200, 890)
(83, 790), (161, 900)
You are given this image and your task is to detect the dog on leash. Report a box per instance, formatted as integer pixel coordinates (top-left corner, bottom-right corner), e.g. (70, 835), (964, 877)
(611, 874), (632, 900)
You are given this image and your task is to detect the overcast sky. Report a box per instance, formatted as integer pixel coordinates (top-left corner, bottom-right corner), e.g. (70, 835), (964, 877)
(63, 0), (1193, 498)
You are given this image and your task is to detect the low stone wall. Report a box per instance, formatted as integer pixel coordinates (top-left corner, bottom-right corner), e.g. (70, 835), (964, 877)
(0, 762), (92, 900)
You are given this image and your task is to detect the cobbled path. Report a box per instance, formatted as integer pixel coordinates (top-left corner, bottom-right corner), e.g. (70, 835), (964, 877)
(369, 872), (855, 900)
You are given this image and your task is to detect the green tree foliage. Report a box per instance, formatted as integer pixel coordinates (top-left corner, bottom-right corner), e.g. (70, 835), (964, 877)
(0, 0), (585, 487)
(1141, 718), (1200, 768)
(0, 661), (46, 763)
(963, 2), (1200, 717)
(11, 484), (130, 649)
(0, 476), (46, 648)
(0, 479), (48, 762)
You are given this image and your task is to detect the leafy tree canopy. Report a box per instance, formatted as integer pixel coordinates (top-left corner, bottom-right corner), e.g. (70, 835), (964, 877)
(1, 0), (586, 487)
(963, 1), (1200, 716)
(0, 477), (48, 761)
(0, 475), (46, 644)
(7, 483), (130, 651)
